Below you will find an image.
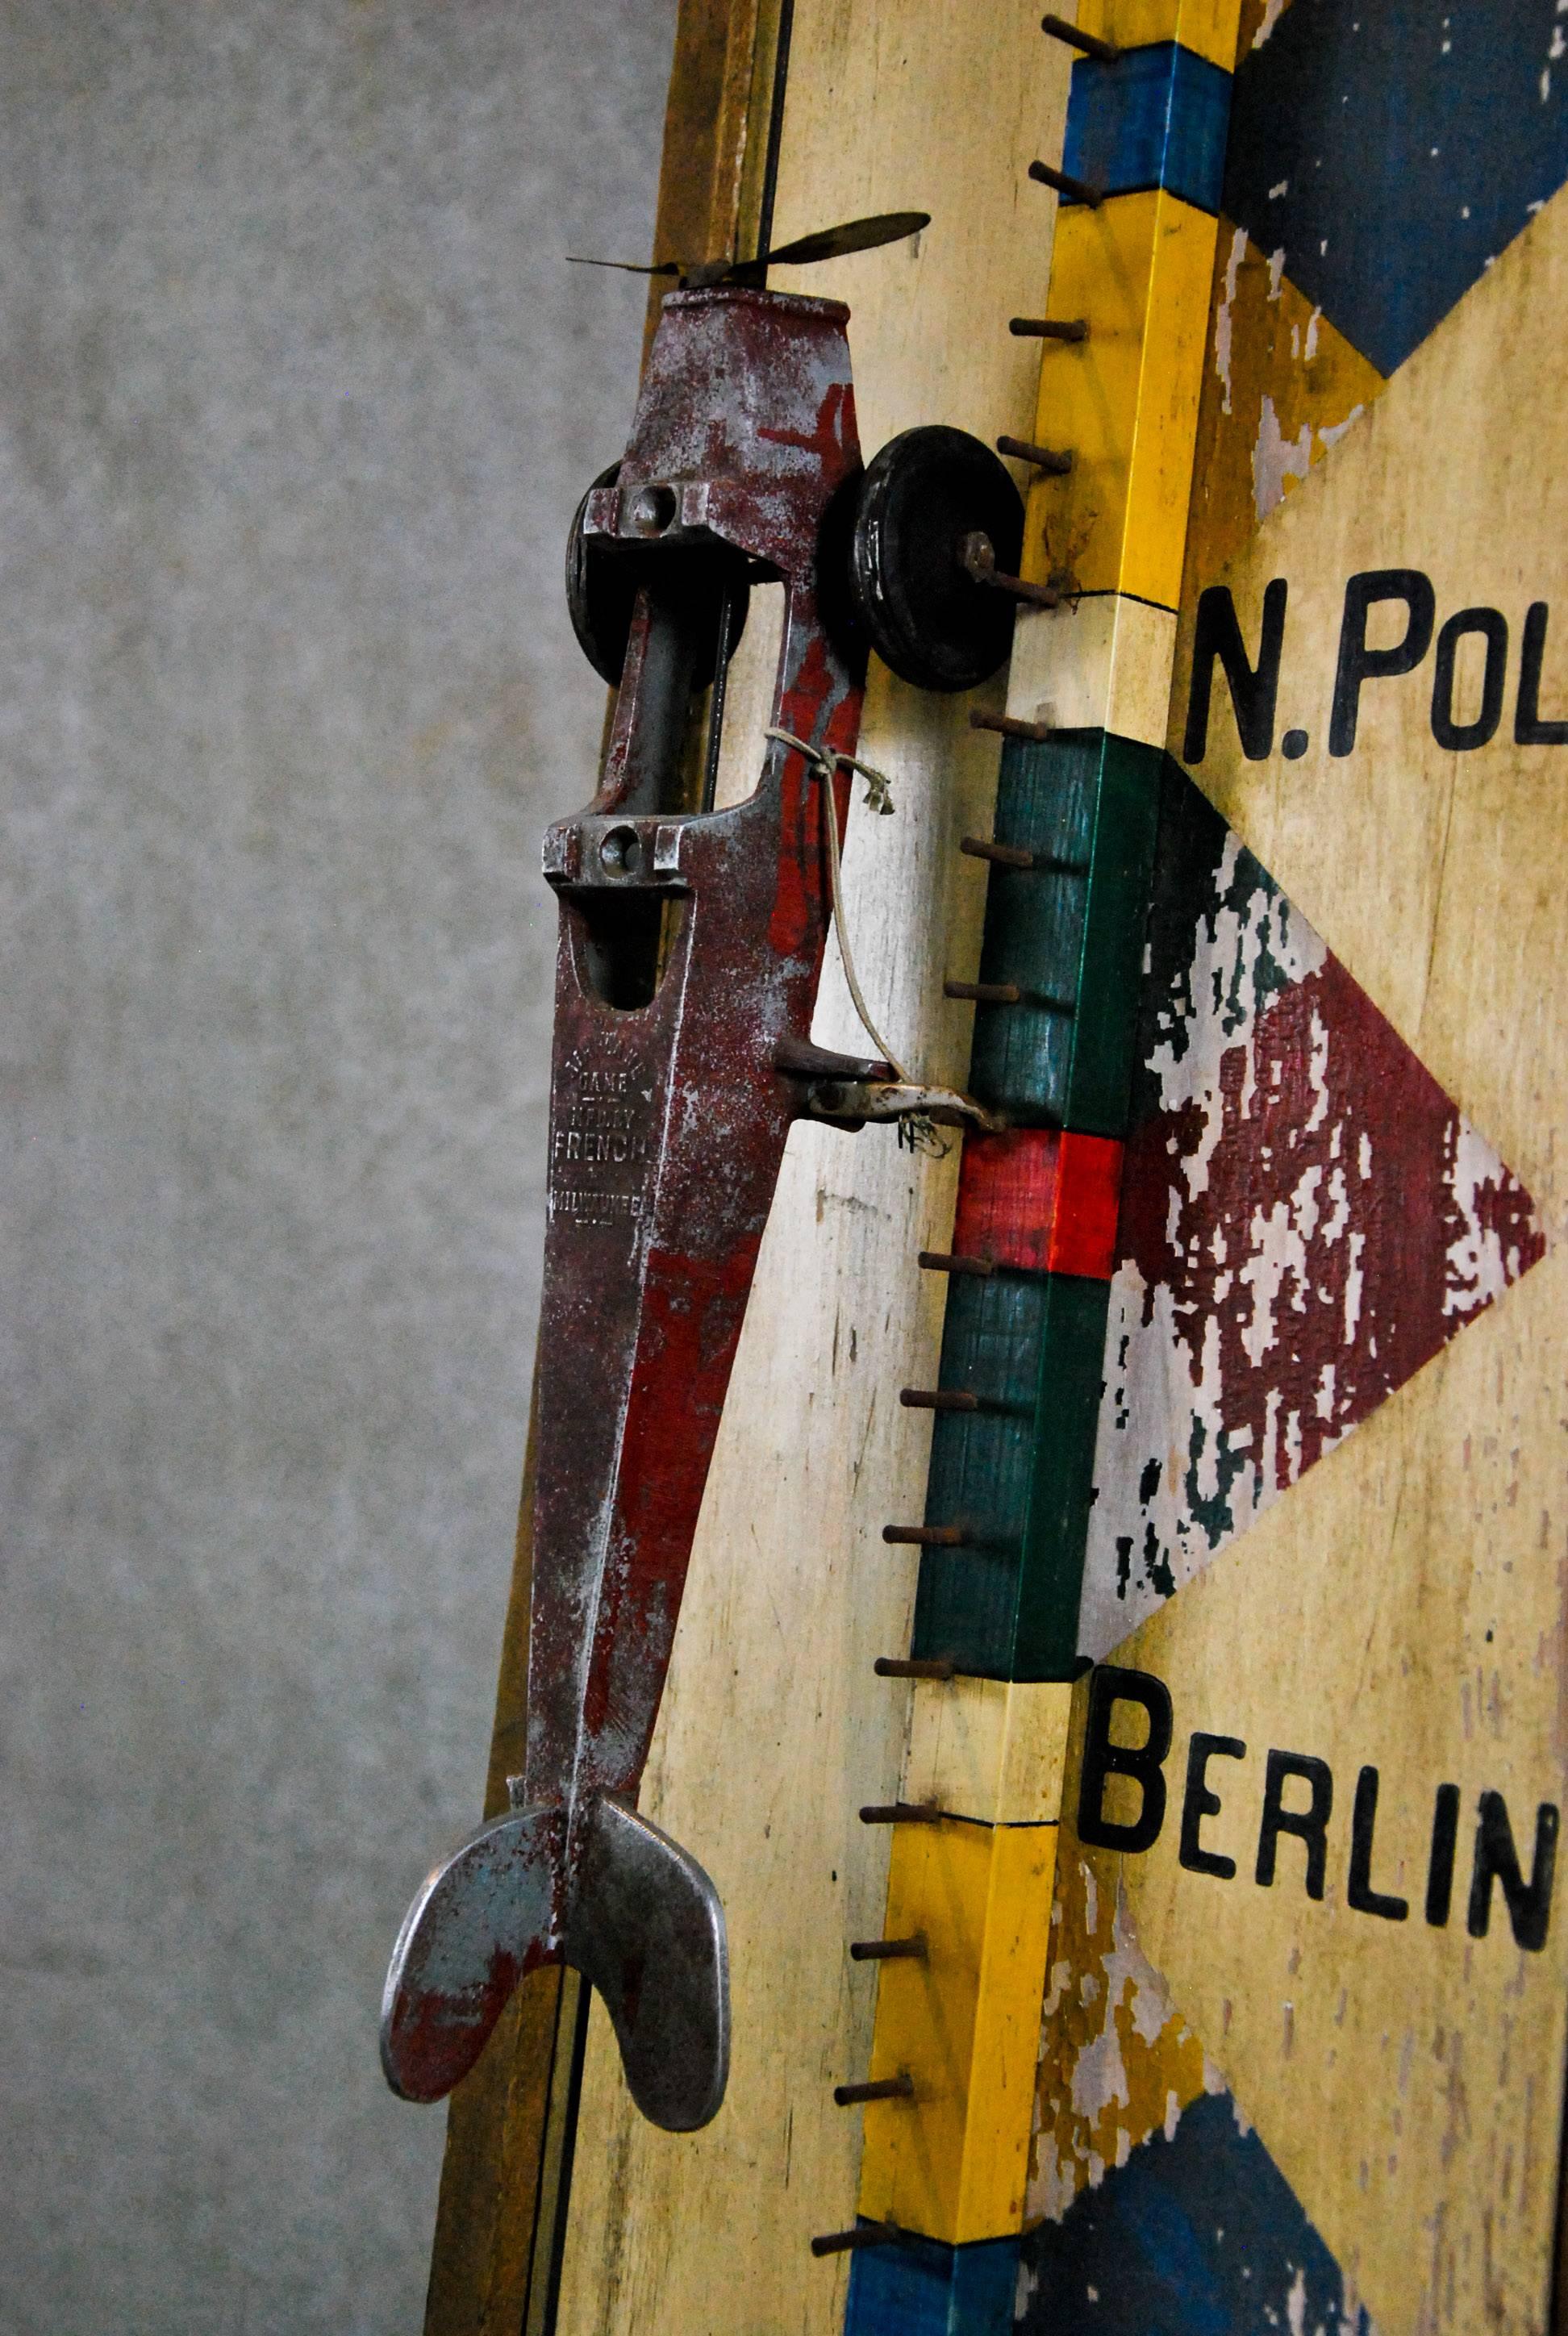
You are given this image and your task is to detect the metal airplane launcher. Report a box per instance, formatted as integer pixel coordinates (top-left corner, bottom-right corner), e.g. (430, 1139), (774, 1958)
(381, 256), (1036, 2133)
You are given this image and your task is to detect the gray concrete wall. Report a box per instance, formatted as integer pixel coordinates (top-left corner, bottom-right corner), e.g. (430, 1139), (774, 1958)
(0, 6), (674, 2328)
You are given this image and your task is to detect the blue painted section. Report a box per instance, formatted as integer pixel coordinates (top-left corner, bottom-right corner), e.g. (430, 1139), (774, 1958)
(845, 2227), (1020, 2336)
(1224, 0), (1568, 377)
(1061, 43), (1233, 215)
(1015, 2092), (1373, 2334)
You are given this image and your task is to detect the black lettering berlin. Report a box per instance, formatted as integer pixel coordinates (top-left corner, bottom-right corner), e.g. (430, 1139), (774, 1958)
(1075, 1664), (1558, 1952)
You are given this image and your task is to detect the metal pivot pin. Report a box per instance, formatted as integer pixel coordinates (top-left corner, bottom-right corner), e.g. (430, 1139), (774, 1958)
(882, 1522), (968, 1546)
(874, 1656), (957, 1680)
(859, 1801), (943, 1825)
(959, 529), (1060, 609)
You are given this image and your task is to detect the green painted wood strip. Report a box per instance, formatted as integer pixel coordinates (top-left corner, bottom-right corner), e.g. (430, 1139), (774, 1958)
(911, 1272), (1110, 1681)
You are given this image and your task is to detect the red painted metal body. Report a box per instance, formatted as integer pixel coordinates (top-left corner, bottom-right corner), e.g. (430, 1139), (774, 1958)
(528, 286), (864, 1821)
(382, 286), (871, 2123)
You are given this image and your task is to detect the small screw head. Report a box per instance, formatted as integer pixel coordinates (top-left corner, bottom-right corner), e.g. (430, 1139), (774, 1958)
(630, 483), (678, 536)
(599, 824), (644, 876)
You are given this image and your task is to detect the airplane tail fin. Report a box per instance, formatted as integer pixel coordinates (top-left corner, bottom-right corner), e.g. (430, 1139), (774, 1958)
(380, 1800), (561, 2104)
(380, 1792), (728, 2134)
(566, 1796), (729, 2134)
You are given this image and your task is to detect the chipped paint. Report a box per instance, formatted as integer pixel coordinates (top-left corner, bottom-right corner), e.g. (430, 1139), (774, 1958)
(1078, 776), (1544, 1660)
(1183, 219), (1386, 591)
(1028, 1854), (1224, 2225)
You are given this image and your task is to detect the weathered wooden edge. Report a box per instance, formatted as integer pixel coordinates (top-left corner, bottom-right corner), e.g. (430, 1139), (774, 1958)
(420, 5), (782, 2326)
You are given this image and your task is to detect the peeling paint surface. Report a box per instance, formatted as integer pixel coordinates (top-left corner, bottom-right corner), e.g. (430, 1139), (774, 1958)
(1027, 1854), (1223, 2227)
(1183, 222), (1385, 590)
(1079, 771), (1544, 1661)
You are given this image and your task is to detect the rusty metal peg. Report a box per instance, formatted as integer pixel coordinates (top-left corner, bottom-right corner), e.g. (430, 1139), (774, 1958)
(1029, 157), (1104, 207)
(834, 2071), (915, 2106)
(899, 1385), (980, 1412)
(810, 2221), (908, 2258)
(860, 1800), (943, 1825)
(996, 431), (1073, 477)
(849, 1932), (928, 1962)
(960, 830), (1039, 868)
(916, 1249), (994, 1279)
(874, 1655), (957, 1680)
(1040, 11), (1119, 59)
(945, 978), (1022, 1005)
(1010, 315), (1090, 342)
(967, 711), (1053, 749)
(882, 1522), (968, 1546)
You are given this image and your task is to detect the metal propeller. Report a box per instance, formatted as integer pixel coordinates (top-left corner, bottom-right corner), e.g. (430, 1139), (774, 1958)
(565, 208), (930, 290)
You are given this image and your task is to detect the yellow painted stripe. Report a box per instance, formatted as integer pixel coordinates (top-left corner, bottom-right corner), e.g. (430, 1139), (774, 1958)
(1078, 0), (1244, 73)
(1026, 1828), (1213, 2225)
(1024, 190), (1219, 611)
(857, 1819), (1060, 2246)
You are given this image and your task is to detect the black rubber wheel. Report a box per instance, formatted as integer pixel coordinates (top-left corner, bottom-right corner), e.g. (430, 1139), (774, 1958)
(566, 463), (638, 686)
(846, 425), (1024, 693)
(566, 462), (749, 689)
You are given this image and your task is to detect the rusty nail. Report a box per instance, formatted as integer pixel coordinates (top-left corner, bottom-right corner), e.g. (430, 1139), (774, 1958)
(834, 2072), (915, 2106)
(1009, 315), (1090, 341)
(882, 1522), (968, 1546)
(968, 710), (1054, 746)
(849, 1933), (928, 1962)
(1029, 157), (1104, 206)
(859, 1800), (943, 1825)
(960, 828), (1039, 866)
(811, 2221), (904, 2257)
(945, 978), (1022, 1005)
(916, 1250), (995, 1279)
(899, 1386), (980, 1412)
(1040, 12), (1119, 59)
(875, 1655), (957, 1680)
(996, 432), (1073, 476)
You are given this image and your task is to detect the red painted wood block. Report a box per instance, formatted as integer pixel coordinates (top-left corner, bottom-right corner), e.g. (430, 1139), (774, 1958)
(952, 1129), (1124, 1280)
